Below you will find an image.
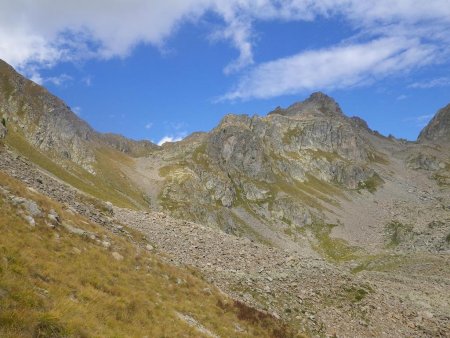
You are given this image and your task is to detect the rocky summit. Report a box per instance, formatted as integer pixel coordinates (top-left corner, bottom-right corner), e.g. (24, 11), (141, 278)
(1, 59), (449, 337)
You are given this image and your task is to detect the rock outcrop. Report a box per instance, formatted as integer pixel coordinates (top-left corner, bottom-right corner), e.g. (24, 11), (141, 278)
(0, 59), (96, 171)
(418, 103), (450, 144)
(150, 93), (387, 243)
(269, 91), (344, 118)
(100, 133), (159, 157)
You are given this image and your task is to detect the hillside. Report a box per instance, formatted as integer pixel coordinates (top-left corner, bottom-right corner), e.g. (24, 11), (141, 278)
(0, 152), (295, 337)
(0, 59), (156, 209)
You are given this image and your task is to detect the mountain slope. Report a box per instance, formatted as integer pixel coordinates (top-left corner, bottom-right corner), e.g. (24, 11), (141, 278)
(418, 103), (450, 144)
(132, 93), (389, 249)
(0, 165), (294, 338)
(0, 59), (158, 209)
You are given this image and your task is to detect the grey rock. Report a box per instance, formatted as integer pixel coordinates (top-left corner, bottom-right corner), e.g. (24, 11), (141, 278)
(111, 252), (124, 261)
(407, 153), (442, 171)
(11, 196), (41, 216)
(418, 103), (450, 144)
(24, 215), (35, 227)
(47, 209), (60, 224)
(105, 201), (114, 215)
(0, 121), (6, 139)
(62, 222), (90, 237)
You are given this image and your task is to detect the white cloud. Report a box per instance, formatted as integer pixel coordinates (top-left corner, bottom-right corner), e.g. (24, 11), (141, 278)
(403, 113), (434, 127)
(1, 1), (450, 97)
(0, 0), (261, 75)
(396, 94), (408, 100)
(145, 123), (153, 129)
(72, 106), (82, 116)
(157, 135), (184, 146)
(45, 73), (73, 86)
(157, 122), (188, 145)
(409, 77), (450, 89)
(403, 114), (434, 122)
(222, 37), (436, 100)
(82, 76), (92, 86)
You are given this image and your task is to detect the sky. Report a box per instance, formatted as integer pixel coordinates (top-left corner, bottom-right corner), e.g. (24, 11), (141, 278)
(1, 1), (450, 144)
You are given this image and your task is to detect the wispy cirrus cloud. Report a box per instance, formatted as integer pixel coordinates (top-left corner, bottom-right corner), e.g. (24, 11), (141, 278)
(45, 73), (73, 86)
(221, 37), (436, 100)
(403, 113), (434, 127)
(409, 77), (450, 89)
(72, 106), (82, 116)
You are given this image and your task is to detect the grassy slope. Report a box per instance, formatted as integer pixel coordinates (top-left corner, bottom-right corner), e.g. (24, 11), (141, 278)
(0, 171), (296, 337)
(5, 129), (146, 209)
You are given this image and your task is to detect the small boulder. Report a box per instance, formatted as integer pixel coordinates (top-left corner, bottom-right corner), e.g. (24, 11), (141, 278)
(23, 199), (41, 216)
(11, 197), (41, 216)
(24, 215), (35, 227)
(105, 201), (114, 215)
(112, 252), (124, 261)
(0, 122), (6, 139)
(47, 209), (61, 225)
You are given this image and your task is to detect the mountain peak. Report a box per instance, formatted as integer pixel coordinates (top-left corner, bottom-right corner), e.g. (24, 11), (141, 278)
(268, 92), (343, 117)
(306, 91), (336, 104)
(418, 103), (450, 144)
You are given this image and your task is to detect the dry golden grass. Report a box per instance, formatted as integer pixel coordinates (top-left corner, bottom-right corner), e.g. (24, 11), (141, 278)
(0, 172), (297, 337)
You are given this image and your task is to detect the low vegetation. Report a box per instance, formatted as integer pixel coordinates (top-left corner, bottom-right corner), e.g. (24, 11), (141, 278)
(357, 174), (383, 193)
(5, 129), (145, 209)
(282, 127), (303, 144)
(0, 172), (293, 337)
(385, 220), (413, 247)
(301, 222), (360, 262)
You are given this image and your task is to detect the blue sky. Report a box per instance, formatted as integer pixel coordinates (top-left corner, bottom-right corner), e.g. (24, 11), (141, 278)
(1, 1), (450, 143)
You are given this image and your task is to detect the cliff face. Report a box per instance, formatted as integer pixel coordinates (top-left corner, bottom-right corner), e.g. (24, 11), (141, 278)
(418, 103), (450, 144)
(0, 60), (96, 172)
(207, 92), (376, 186)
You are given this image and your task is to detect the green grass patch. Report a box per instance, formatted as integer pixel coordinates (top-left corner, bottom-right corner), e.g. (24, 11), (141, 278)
(385, 220), (413, 247)
(357, 173), (383, 193)
(192, 143), (211, 169)
(282, 127), (303, 144)
(303, 222), (360, 262)
(343, 286), (371, 303)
